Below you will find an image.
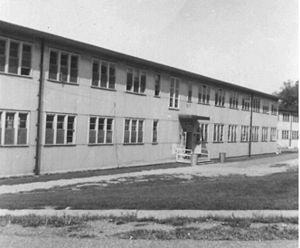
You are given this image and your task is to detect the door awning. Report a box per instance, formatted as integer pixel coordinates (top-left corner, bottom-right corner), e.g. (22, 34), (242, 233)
(179, 114), (210, 121)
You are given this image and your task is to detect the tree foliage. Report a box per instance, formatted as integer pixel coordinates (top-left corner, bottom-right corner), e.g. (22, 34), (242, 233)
(274, 80), (298, 111)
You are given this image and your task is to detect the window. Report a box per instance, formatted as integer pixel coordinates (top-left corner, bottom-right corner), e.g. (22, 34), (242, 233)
(241, 125), (249, 142)
(152, 120), (158, 143)
(0, 38), (32, 76)
(154, 74), (160, 97)
(228, 125), (237, 142)
(270, 128), (276, 141)
(292, 115), (298, 123)
(251, 126), (259, 142)
(213, 124), (224, 142)
(262, 101), (269, 114)
(282, 113), (290, 122)
(88, 116), (113, 144)
(0, 111), (28, 145)
(261, 127), (268, 142)
(252, 98), (260, 113)
(242, 96), (250, 111)
(126, 69), (146, 94)
(215, 89), (225, 107)
(282, 130), (289, 140)
(48, 50), (78, 83)
(292, 131), (298, 140)
(198, 85), (210, 104)
(187, 84), (192, 102)
(196, 123), (208, 143)
(124, 119), (144, 144)
(91, 60), (116, 89)
(271, 104), (277, 115)
(45, 113), (76, 145)
(169, 78), (179, 108)
(229, 92), (238, 109)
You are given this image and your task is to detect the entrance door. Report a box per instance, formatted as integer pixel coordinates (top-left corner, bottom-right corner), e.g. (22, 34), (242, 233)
(185, 131), (193, 150)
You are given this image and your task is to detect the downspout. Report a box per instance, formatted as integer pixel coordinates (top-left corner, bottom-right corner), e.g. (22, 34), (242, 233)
(248, 93), (253, 157)
(289, 111), (292, 147)
(34, 38), (45, 175)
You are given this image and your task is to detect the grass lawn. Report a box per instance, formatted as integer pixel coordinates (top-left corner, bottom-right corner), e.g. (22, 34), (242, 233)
(0, 169), (297, 210)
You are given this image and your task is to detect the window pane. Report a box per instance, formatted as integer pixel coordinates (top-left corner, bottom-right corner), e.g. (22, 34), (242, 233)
(56, 115), (65, 144)
(8, 42), (19, 74)
(60, 53), (68, 81)
(133, 70), (139, 93)
(45, 115), (54, 144)
(154, 75), (160, 96)
(92, 61), (99, 86)
(0, 39), (6, 72)
(126, 70), (133, 91)
(100, 63), (108, 88)
(89, 117), (96, 144)
(108, 65), (115, 89)
(138, 120), (143, 143)
(124, 119), (130, 143)
(5, 113), (15, 144)
(17, 113), (27, 144)
(49, 51), (58, 80)
(21, 44), (31, 75)
(66, 116), (75, 143)
(140, 73), (146, 93)
(131, 120), (137, 143)
(70, 55), (78, 83)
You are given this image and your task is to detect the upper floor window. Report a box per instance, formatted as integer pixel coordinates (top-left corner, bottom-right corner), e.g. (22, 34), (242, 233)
(241, 125), (249, 142)
(252, 98), (260, 113)
(229, 92), (238, 109)
(213, 124), (224, 142)
(48, 50), (78, 83)
(152, 120), (158, 143)
(215, 89), (225, 107)
(91, 60), (115, 89)
(196, 123), (208, 143)
(261, 127), (268, 142)
(187, 84), (192, 102)
(0, 38), (32, 76)
(242, 96), (250, 111)
(198, 85), (210, 104)
(0, 110), (29, 146)
(124, 118), (144, 144)
(126, 69), (146, 94)
(88, 116), (113, 144)
(228, 125), (237, 142)
(282, 130), (289, 140)
(169, 78), (179, 109)
(271, 103), (277, 115)
(154, 74), (160, 97)
(292, 115), (298, 123)
(251, 126), (259, 142)
(282, 113), (290, 122)
(45, 113), (76, 145)
(262, 101), (269, 114)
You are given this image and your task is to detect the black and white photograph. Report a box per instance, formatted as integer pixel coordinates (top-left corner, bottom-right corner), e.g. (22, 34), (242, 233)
(0, 0), (298, 247)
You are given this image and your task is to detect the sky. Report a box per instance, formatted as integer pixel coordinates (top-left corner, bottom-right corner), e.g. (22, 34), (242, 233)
(0, 0), (298, 94)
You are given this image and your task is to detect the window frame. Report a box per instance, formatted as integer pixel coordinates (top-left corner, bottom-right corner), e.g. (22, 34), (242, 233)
(0, 37), (32, 77)
(229, 92), (239, 109)
(213, 123), (224, 143)
(241, 95), (250, 111)
(152, 120), (159, 144)
(91, 59), (116, 89)
(48, 48), (79, 84)
(198, 85), (210, 105)
(228, 124), (237, 142)
(169, 77), (180, 109)
(261, 127), (269, 142)
(215, 88), (225, 107)
(240, 125), (249, 142)
(123, 118), (144, 145)
(126, 68), (147, 94)
(154, 74), (161, 97)
(270, 127), (277, 141)
(88, 116), (114, 145)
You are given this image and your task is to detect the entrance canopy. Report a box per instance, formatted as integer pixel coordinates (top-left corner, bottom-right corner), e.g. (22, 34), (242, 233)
(179, 114), (210, 121)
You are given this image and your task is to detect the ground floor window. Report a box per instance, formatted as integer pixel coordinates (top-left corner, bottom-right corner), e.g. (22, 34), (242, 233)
(152, 120), (158, 143)
(240, 125), (249, 142)
(89, 116), (113, 144)
(292, 131), (298, 140)
(45, 113), (76, 145)
(0, 110), (29, 145)
(213, 124), (224, 142)
(124, 118), (144, 144)
(251, 126), (259, 142)
(227, 125), (237, 142)
(196, 123), (208, 143)
(270, 128), (277, 141)
(281, 130), (289, 140)
(261, 127), (268, 142)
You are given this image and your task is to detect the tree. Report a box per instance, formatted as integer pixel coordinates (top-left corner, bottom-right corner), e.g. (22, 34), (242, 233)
(274, 80), (298, 111)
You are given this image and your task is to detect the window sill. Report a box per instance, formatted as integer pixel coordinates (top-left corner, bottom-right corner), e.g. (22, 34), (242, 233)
(91, 86), (116, 92)
(152, 142), (158, 145)
(0, 71), (33, 79)
(125, 91), (146, 96)
(154, 95), (161, 98)
(215, 105), (225, 108)
(229, 107), (239, 110)
(44, 144), (76, 147)
(168, 107), (179, 111)
(88, 143), (113, 146)
(123, 143), (144, 146)
(187, 100), (192, 103)
(0, 145), (29, 148)
(262, 112), (270, 115)
(227, 141), (237, 143)
(213, 141), (224, 143)
(240, 141), (249, 143)
(48, 79), (79, 86)
(241, 109), (250, 112)
(198, 102), (210, 106)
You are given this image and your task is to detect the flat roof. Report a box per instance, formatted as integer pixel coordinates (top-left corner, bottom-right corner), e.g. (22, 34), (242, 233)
(0, 20), (278, 101)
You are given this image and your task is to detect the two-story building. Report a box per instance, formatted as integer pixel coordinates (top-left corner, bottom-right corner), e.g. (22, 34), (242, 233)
(0, 21), (279, 177)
